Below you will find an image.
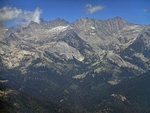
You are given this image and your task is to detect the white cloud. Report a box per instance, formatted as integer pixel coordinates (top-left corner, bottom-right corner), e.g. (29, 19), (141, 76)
(20, 8), (42, 26)
(85, 4), (105, 14)
(86, 4), (92, 8)
(0, 6), (42, 26)
(0, 6), (22, 20)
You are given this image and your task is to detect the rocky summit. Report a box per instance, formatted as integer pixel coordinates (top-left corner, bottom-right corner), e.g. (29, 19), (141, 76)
(1, 17), (150, 113)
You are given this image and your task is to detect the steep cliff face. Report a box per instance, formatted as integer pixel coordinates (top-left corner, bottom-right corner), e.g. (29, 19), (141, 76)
(72, 17), (144, 57)
(120, 26), (150, 70)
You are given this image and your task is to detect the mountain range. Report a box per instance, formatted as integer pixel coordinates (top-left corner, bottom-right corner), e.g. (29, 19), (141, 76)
(0, 17), (150, 113)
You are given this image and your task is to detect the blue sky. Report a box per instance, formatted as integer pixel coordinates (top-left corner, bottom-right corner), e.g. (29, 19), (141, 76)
(0, 0), (149, 27)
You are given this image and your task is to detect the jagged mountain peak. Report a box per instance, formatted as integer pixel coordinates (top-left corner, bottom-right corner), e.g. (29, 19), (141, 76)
(17, 21), (43, 35)
(40, 18), (69, 29)
(55, 17), (64, 21)
(75, 16), (127, 23)
(73, 16), (130, 27)
(79, 17), (89, 21)
(49, 17), (69, 24)
(40, 17), (68, 23)
(55, 17), (61, 20)
(75, 17), (100, 23)
(28, 21), (42, 28)
(29, 21), (39, 25)
(104, 16), (130, 25)
(107, 16), (124, 21)
(72, 16), (133, 40)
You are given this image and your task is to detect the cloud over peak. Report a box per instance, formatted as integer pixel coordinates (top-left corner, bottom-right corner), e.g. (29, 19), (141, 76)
(0, 6), (42, 26)
(85, 4), (105, 14)
(20, 8), (42, 26)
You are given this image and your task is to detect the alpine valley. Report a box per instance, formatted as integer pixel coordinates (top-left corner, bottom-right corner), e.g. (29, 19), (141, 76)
(1, 17), (150, 113)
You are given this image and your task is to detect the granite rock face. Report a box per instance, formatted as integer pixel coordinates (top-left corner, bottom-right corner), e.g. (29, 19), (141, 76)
(0, 17), (149, 78)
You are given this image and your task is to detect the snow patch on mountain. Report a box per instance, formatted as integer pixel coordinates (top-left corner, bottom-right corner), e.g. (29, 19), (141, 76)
(48, 25), (69, 34)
